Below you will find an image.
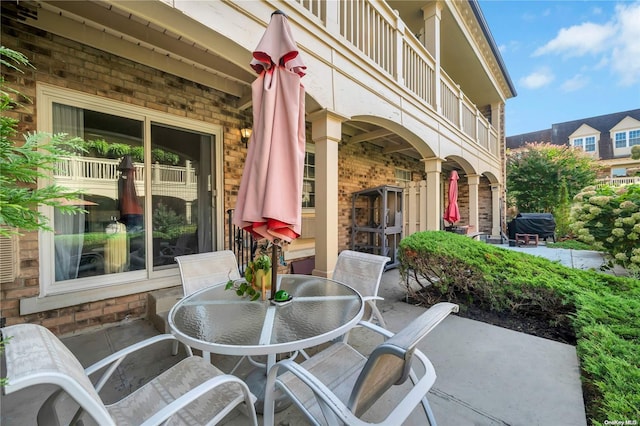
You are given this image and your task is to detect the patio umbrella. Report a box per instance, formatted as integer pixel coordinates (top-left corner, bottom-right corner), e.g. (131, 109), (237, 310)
(233, 10), (306, 297)
(117, 154), (143, 232)
(443, 170), (461, 226)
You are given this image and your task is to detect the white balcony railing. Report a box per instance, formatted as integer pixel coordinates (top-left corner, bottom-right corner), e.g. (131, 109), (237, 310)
(595, 176), (640, 187)
(292, 0), (499, 156)
(54, 156), (199, 201)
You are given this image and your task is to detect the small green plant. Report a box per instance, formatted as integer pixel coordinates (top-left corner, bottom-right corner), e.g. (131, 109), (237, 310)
(225, 254), (271, 301)
(225, 279), (261, 301)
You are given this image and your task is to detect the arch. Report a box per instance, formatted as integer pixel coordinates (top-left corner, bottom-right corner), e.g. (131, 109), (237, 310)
(442, 155), (478, 175)
(348, 115), (437, 158)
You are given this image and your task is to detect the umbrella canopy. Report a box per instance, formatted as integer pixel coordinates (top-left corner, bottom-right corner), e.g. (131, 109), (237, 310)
(443, 171), (461, 225)
(117, 154), (143, 231)
(233, 10), (306, 244)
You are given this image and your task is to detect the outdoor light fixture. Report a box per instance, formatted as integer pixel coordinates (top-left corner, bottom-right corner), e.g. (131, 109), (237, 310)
(240, 127), (252, 146)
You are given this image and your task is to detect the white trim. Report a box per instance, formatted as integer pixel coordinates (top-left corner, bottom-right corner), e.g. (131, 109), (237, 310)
(33, 83), (224, 305)
(21, 274), (182, 315)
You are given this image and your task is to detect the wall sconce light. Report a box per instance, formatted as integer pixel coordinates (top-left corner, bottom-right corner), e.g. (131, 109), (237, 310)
(240, 127), (252, 146)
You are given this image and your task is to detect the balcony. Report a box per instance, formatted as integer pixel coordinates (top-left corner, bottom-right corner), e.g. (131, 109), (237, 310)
(37, 0), (509, 162)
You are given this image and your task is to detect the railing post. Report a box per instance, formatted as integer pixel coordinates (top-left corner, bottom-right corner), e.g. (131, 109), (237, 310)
(325, 0), (339, 33)
(394, 10), (404, 85)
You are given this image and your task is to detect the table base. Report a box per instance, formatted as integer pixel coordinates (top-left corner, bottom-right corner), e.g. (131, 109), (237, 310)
(245, 367), (292, 414)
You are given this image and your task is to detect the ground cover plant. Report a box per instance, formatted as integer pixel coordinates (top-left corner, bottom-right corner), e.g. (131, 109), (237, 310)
(398, 231), (639, 425)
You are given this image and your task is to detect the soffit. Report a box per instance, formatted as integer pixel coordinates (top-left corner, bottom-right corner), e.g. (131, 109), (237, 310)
(34, 0), (253, 98)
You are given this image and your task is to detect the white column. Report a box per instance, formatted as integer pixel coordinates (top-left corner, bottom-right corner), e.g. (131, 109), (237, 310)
(467, 174), (480, 233)
(423, 157), (442, 230)
(309, 110), (345, 277)
(491, 184), (501, 237)
(422, 2), (442, 113)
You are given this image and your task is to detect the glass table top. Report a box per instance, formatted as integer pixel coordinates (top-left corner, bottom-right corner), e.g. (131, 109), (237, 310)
(169, 274), (364, 356)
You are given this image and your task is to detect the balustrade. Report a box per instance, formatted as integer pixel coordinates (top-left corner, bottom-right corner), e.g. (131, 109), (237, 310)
(292, 0), (499, 157)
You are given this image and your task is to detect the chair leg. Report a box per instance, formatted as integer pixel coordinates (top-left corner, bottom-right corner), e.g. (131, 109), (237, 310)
(171, 340), (179, 356)
(422, 396), (438, 426)
(369, 301), (387, 328)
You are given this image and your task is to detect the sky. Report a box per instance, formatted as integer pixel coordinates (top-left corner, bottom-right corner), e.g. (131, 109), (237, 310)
(478, 0), (640, 136)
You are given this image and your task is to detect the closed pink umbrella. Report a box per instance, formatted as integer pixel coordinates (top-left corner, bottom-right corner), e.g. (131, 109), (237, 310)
(233, 10), (306, 295)
(443, 171), (461, 226)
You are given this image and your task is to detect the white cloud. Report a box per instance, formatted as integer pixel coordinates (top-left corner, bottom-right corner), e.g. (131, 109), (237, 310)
(533, 22), (615, 57)
(610, 2), (640, 86)
(532, 1), (640, 87)
(561, 74), (589, 92)
(520, 67), (555, 89)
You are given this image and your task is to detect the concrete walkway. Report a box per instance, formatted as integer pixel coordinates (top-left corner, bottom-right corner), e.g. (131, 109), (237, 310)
(1, 244), (593, 425)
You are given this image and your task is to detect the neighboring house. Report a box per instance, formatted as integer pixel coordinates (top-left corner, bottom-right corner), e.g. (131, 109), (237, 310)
(0, 0), (515, 334)
(506, 109), (640, 181)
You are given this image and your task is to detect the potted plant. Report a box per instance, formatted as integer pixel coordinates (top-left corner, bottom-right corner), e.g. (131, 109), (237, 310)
(225, 254), (272, 301)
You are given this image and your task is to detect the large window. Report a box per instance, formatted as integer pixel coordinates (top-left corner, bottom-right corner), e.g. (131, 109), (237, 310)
(614, 129), (640, 148)
(615, 132), (627, 148)
(572, 136), (596, 153)
(37, 85), (222, 296)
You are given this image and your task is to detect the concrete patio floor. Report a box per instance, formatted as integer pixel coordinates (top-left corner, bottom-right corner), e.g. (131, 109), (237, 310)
(1, 244), (593, 425)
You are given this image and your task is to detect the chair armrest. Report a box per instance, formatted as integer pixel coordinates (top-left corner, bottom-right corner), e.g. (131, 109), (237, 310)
(85, 334), (188, 392)
(356, 320), (394, 338)
(140, 374), (257, 426)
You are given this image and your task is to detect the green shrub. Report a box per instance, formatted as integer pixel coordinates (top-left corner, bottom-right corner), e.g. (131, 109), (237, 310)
(130, 146), (144, 163)
(399, 231), (640, 424)
(106, 143), (130, 158)
(571, 184), (640, 274)
(86, 139), (110, 157)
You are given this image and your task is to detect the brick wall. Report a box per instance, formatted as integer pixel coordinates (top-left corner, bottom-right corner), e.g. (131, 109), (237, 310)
(337, 142), (425, 250)
(0, 17), (250, 335)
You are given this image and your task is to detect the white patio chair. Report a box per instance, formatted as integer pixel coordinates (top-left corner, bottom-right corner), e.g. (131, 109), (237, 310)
(263, 302), (459, 426)
(173, 250), (242, 361)
(332, 250), (391, 327)
(174, 250), (241, 297)
(1, 323), (258, 426)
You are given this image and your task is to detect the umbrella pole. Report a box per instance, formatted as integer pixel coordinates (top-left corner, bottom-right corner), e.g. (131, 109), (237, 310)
(270, 243), (278, 299)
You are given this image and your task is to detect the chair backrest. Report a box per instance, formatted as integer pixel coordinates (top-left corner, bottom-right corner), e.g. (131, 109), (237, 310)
(347, 302), (459, 417)
(331, 250), (390, 299)
(175, 250), (241, 296)
(1, 323), (114, 424)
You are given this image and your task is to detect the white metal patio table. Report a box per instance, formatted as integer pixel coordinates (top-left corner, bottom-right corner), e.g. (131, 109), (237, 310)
(168, 274), (364, 411)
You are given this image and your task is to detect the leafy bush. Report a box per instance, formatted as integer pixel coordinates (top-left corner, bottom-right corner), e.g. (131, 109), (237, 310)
(130, 146), (144, 162)
(152, 203), (184, 240)
(507, 142), (599, 214)
(399, 231), (640, 424)
(106, 143), (130, 158)
(0, 46), (86, 236)
(571, 184), (640, 274)
(85, 139), (110, 157)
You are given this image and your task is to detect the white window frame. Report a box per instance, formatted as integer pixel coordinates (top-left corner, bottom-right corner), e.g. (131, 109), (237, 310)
(630, 129), (640, 146)
(572, 137), (584, 149)
(615, 132), (628, 148)
(584, 136), (596, 152)
(571, 135), (597, 153)
(395, 168), (412, 185)
(302, 143), (315, 213)
(26, 83), (224, 313)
